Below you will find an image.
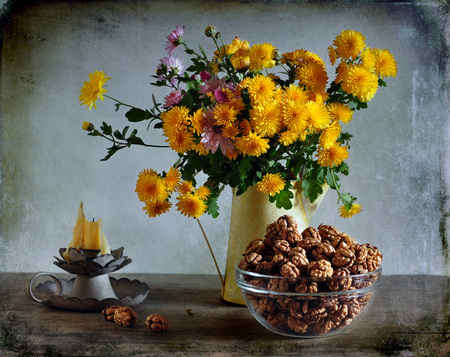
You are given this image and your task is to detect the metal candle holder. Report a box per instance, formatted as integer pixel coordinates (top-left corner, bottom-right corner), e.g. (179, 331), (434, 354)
(26, 247), (149, 311)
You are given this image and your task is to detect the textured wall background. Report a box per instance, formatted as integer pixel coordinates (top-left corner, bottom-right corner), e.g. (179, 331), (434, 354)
(0, 0), (448, 276)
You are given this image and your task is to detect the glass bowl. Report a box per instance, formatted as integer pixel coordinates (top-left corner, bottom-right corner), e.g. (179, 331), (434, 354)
(236, 265), (381, 338)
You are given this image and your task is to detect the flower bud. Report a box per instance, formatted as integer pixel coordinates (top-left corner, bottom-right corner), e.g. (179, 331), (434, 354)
(82, 122), (94, 131)
(204, 26), (216, 38)
(214, 32), (222, 40)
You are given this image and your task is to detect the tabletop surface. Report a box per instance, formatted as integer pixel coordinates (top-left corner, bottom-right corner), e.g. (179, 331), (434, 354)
(0, 272), (448, 356)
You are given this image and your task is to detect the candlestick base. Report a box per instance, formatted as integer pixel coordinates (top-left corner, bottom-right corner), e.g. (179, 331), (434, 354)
(25, 274), (149, 312)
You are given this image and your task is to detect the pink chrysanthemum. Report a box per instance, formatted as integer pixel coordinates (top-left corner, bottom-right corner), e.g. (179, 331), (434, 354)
(200, 111), (234, 155)
(165, 25), (185, 55)
(163, 89), (184, 108)
(157, 55), (185, 85)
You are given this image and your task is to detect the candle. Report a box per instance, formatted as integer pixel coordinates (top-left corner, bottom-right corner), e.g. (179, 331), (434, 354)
(63, 202), (111, 262)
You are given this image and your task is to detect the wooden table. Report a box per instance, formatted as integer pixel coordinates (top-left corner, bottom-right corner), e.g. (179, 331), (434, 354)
(0, 273), (448, 356)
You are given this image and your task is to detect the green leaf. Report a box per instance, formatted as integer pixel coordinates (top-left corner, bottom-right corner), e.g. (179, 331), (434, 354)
(125, 108), (151, 122)
(100, 122), (112, 136)
(179, 92), (194, 108)
(206, 196), (220, 218)
(339, 192), (354, 206)
(273, 188), (293, 210)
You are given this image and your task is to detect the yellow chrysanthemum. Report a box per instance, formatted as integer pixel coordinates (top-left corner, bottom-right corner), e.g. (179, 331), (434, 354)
(306, 100), (330, 131)
(79, 71), (110, 110)
(226, 149), (238, 160)
(234, 132), (270, 157)
(178, 180), (194, 194)
(176, 193), (207, 218)
(295, 62), (328, 93)
(229, 96), (246, 114)
(283, 84), (308, 102)
(213, 103), (238, 128)
(327, 102), (354, 124)
(333, 29), (366, 60)
(319, 120), (341, 149)
(165, 127), (195, 153)
(248, 43), (276, 72)
(278, 129), (300, 146)
(82, 122), (94, 131)
(143, 200), (172, 217)
(135, 169), (169, 203)
(247, 75), (277, 104)
(328, 45), (338, 66)
(373, 48), (398, 78)
(256, 173), (286, 196)
(239, 119), (253, 136)
(282, 100), (308, 132)
(339, 204), (362, 218)
(196, 186), (211, 200)
(227, 37), (250, 70)
(360, 47), (376, 72)
(249, 100), (282, 137)
(190, 109), (205, 134)
(193, 142), (209, 156)
(341, 65), (379, 102)
(317, 144), (349, 167)
(334, 60), (349, 84)
(163, 167), (181, 192)
(162, 106), (190, 137)
(222, 121), (240, 139)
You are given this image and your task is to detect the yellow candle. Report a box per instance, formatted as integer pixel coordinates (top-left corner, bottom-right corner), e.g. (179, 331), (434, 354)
(63, 202), (112, 262)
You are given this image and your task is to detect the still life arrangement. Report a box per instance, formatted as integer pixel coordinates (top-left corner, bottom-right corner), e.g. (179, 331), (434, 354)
(27, 25), (394, 338)
(79, 25), (397, 220)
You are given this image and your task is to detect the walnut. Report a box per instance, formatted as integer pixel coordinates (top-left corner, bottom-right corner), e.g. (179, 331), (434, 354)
(243, 239), (265, 255)
(332, 246), (355, 268)
(287, 316), (308, 334)
(281, 229), (302, 245)
(349, 262), (369, 275)
(338, 232), (357, 247)
(274, 240), (291, 254)
(256, 261), (274, 274)
(276, 215), (297, 232)
(256, 297), (277, 316)
(249, 277), (267, 288)
(308, 259), (333, 278)
(268, 277), (290, 292)
(311, 242), (335, 261)
(354, 244), (369, 263)
(267, 311), (288, 328)
(145, 313), (169, 332)
(113, 306), (138, 327)
(363, 243), (383, 270)
(237, 259), (251, 271)
(298, 227), (321, 252)
(301, 227), (321, 241)
(245, 252), (262, 266)
(329, 303), (349, 324)
(289, 300), (307, 319)
(271, 253), (288, 267)
(265, 222), (278, 239)
(303, 307), (327, 325)
(277, 298), (294, 312)
(280, 262), (301, 279)
(328, 268), (352, 291)
(295, 281), (318, 294)
(102, 305), (121, 321)
(318, 224), (340, 241)
(288, 248), (309, 272)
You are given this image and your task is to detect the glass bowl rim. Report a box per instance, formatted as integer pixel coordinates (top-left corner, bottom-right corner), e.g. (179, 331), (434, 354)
(235, 265), (382, 297)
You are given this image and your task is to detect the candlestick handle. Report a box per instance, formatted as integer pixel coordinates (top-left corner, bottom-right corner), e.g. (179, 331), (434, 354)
(26, 272), (63, 303)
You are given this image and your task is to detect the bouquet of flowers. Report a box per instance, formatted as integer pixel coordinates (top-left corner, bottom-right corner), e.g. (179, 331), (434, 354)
(79, 26), (397, 220)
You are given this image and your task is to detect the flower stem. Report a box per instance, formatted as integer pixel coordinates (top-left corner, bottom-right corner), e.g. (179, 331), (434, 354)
(196, 218), (224, 288)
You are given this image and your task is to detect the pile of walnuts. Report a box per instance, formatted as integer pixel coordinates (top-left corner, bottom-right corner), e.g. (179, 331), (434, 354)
(238, 215), (382, 335)
(102, 305), (169, 332)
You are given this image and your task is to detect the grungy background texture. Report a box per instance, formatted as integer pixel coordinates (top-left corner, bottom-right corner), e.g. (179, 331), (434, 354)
(0, 0), (448, 276)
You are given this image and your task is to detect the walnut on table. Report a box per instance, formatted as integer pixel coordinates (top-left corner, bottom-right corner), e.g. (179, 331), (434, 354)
(102, 305), (122, 322)
(113, 306), (138, 327)
(145, 313), (169, 332)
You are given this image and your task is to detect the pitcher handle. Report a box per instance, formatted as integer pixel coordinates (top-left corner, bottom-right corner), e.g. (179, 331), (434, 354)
(26, 272), (62, 303)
